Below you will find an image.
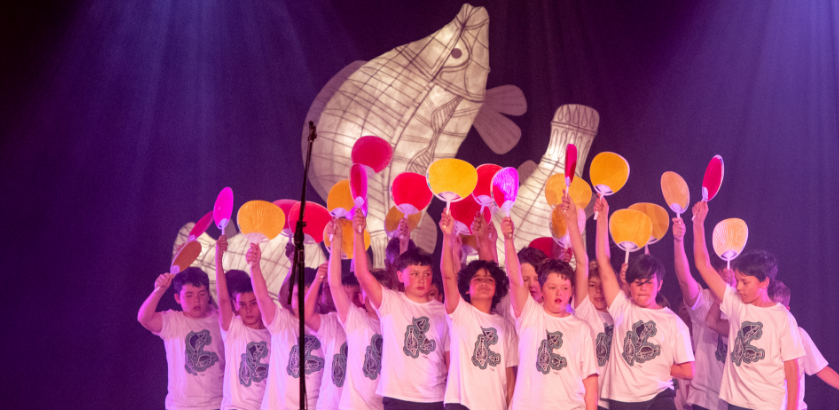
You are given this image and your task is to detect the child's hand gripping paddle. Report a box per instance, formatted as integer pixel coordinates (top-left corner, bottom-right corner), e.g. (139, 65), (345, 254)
(171, 240), (202, 274)
(237, 200), (285, 244)
(287, 202), (331, 244)
(384, 206), (422, 238)
(473, 164), (503, 212)
(712, 218), (748, 270)
(628, 203), (670, 253)
(350, 163), (368, 221)
(565, 144), (578, 195)
(589, 152), (630, 220)
(327, 180), (354, 218)
(609, 209), (653, 264)
(188, 211), (214, 242)
(213, 187), (234, 230)
(391, 172), (433, 216)
(660, 171), (689, 219)
(550, 205), (586, 247)
(426, 158), (478, 212)
(491, 167), (519, 217)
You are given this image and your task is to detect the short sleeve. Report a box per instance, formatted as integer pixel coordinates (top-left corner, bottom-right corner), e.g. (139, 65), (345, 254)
(779, 312), (805, 362)
(515, 294), (540, 330)
(341, 304), (362, 332)
(155, 310), (178, 340)
(505, 321), (519, 367)
(719, 285), (739, 316)
(316, 313), (337, 341)
(799, 328), (829, 375)
(443, 315), (451, 352)
(686, 289), (711, 324)
(375, 287), (397, 317)
(448, 297), (469, 325)
(579, 326), (599, 377)
(607, 291), (630, 319)
(672, 316), (695, 364)
(266, 302), (293, 334)
(221, 315), (242, 342)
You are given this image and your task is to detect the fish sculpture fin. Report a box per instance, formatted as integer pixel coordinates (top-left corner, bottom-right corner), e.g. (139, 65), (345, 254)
(517, 160), (538, 183)
(473, 85), (527, 154)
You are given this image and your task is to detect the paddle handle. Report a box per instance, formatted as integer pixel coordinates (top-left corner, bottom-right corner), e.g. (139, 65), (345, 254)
(446, 201), (451, 213)
(727, 259), (730, 270)
(624, 250), (629, 264)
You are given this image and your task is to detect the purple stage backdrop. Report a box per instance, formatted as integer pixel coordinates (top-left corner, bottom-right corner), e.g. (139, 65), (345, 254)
(1, 1), (838, 408)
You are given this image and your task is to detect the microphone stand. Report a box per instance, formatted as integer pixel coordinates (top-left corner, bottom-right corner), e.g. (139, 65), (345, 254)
(288, 121), (316, 409)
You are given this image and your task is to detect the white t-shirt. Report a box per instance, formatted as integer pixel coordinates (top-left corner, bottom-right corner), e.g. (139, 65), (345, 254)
(511, 295), (599, 410)
(445, 299), (519, 410)
(315, 312), (347, 410)
(154, 309), (225, 410)
(782, 327), (829, 410)
(262, 303), (324, 410)
(339, 304), (384, 410)
(719, 285), (805, 409)
(603, 292), (694, 403)
(685, 289), (728, 410)
(220, 316), (271, 410)
(494, 293), (517, 327)
(374, 287), (449, 402)
(574, 296), (615, 409)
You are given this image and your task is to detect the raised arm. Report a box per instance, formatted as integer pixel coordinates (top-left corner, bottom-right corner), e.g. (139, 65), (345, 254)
(472, 213), (496, 262)
(303, 263), (327, 331)
(137, 273), (174, 333)
(502, 217), (529, 317)
(487, 221), (500, 263)
(672, 218), (701, 307)
(691, 201), (726, 301)
(327, 220), (352, 323)
(247, 243), (276, 326)
(214, 235), (234, 331)
(353, 211), (383, 309)
(397, 218), (411, 255)
(594, 197), (620, 307)
(560, 195), (589, 309)
(439, 211), (461, 314)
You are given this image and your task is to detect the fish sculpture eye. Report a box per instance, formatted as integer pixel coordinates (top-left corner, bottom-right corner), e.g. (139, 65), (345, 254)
(451, 48), (463, 58)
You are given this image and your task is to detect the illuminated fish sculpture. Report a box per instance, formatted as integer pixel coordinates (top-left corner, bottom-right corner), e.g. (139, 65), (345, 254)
(302, 4), (527, 268)
(492, 104), (600, 266)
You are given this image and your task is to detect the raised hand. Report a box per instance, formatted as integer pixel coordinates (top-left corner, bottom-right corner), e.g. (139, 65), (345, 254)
(672, 218), (686, 242)
(246, 243), (262, 266)
(216, 234), (228, 255)
(472, 212), (488, 240)
(316, 262), (328, 281)
(352, 210), (366, 234)
(501, 217), (515, 240)
(397, 218), (409, 240)
(439, 210), (455, 237)
(487, 220), (498, 243)
(154, 273), (175, 292)
(559, 192), (578, 223)
(594, 196), (609, 217)
(692, 201), (708, 225)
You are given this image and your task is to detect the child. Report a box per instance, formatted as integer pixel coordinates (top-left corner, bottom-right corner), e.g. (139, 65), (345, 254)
(137, 266), (224, 410)
(671, 217), (731, 410)
(503, 195), (599, 410)
(385, 219), (417, 292)
(352, 211), (450, 410)
(691, 201), (803, 409)
(428, 271), (444, 303)
(595, 197), (694, 409)
(570, 205), (615, 409)
(248, 243), (325, 410)
(215, 235), (271, 410)
(515, 247), (547, 303)
(768, 281), (839, 409)
(439, 211), (518, 410)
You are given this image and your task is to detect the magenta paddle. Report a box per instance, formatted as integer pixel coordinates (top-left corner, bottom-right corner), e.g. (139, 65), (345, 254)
(350, 163), (368, 217)
(565, 144), (578, 192)
(213, 187), (234, 230)
(702, 155), (724, 201)
(491, 167), (519, 217)
(188, 211), (214, 241)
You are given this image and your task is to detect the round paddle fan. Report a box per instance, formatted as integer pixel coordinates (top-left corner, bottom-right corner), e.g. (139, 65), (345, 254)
(352, 136), (393, 174)
(702, 155), (725, 202)
(473, 164), (503, 210)
(589, 152), (630, 220)
(545, 173), (593, 210)
(213, 187), (234, 230)
(609, 209), (652, 263)
(327, 180), (354, 218)
(712, 218), (748, 270)
(273, 199), (299, 237)
(450, 195), (491, 235)
(391, 172), (433, 215)
(628, 203), (670, 245)
(491, 167), (519, 216)
(660, 171), (689, 217)
(171, 240), (202, 274)
(237, 200), (285, 243)
(528, 237), (554, 257)
(188, 211), (214, 241)
(565, 144), (578, 189)
(384, 206), (422, 237)
(287, 202), (331, 244)
(550, 206), (586, 247)
(323, 218), (372, 260)
(426, 159), (478, 210)
(350, 163), (368, 217)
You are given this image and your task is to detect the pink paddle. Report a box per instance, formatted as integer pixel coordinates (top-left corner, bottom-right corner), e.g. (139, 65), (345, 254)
(213, 187), (234, 230)
(702, 155), (724, 201)
(187, 211), (214, 241)
(350, 163), (368, 217)
(473, 164), (503, 211)
(352, 136), (393, 174)
(391, 172), (433, 215)
(273, 199), (299, 238)
(491, 167), (519, 217)
(565, 144), (578, 193)
(450, 195), (492, 235)
(528, 237), (554, 258)
(287, 202), (331, 244)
